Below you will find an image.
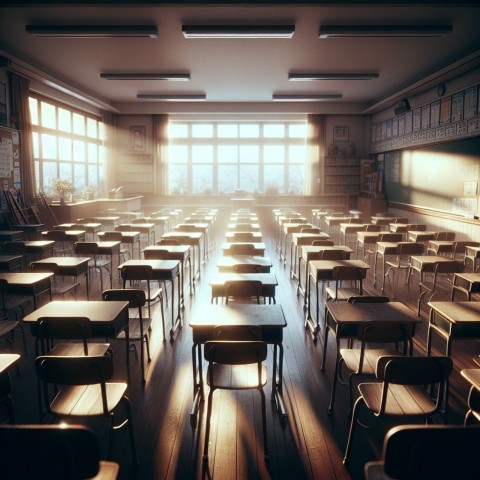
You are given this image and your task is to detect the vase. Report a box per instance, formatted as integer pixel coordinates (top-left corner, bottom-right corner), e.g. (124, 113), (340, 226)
(59, 195), (65, 205)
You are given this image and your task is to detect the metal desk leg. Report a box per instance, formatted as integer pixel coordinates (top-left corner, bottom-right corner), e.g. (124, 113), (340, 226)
(272, 343), (287, 425)
(190, 343), (203, 428)
(169, 272), (183, 340)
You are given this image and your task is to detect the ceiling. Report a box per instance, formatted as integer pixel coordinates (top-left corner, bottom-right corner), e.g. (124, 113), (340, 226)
(1, 1), (480, 115)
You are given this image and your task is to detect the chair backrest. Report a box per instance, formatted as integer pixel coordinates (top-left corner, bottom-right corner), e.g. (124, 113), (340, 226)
(156, 239), (180, 246)
(225, 280), (262, 304)
(407, 224), (427, 231)
(144, 249), (170, 260)
(2, 241), (26, 255)
(348, 217), (364, 224)
(433, 260), (463, 275)
(365, 224), (381, 232)
(320, 249), (348, 260)
(121, 264), (154, 282)
(397, 242), (424, 257)
(102, 288), (146, 308)
(37, 316), (92, 355)
(348, 295), (390, 303)
(31, 262), (59, 275)
(300, 227), (321, 233)
(378, 233), (403, 242)
(232, 232), (255, 242)
(312, 240), (334, 246)
(453, 241), (480, 257)
(332, 265), (364, 282)
(380, 424), (480, 480)
(43, 230), (67, 241)
(356, 320), (415, 348)
(229, 243), (255, 256)
(435, 231), (455, 241)
(233, 263), (262, 273)
(213, 324), (262, 341)
(103, 231), (123, 242)
(204, 340), (267, 366)
(115, 224), (132, 232)
(394, 218), (409, 224)
(0, 424), (103, 480)
(74, 242), (98, 256)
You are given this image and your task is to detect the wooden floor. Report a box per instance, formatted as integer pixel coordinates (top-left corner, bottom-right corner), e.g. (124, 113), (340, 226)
(6, 214), (478, 480)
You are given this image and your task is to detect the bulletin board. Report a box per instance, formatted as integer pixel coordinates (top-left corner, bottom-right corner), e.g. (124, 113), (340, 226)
(0, 126), (21, 190)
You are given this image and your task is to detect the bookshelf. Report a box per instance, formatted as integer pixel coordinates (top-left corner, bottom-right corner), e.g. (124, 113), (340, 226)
(323, 155), (361, 195)
(118, 154), (155, 194)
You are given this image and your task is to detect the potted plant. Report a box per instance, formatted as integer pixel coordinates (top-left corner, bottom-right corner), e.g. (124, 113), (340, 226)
(50, 178), (75, 204)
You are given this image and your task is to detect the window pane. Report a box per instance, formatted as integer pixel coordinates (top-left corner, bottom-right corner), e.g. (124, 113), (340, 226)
(289, 145), (307, 162)
(169, 123), (188, 138)
(73, 140), (86, 162)
(192, 145), (213, 163)
(288, 164), (305, 194)
(98, 123), (105, 141)
(169, 164), (188, 194)
(264, 145), (284, 163)
(87, 143), (98, 163)
(192, 124), (213, 138)
(59, 163), (72, 181)
(88, 165), (98, 188)
(239, 165), (259, 192)
(264, 165), (284, 193)
(87, 118), (98, 138)
(41, 134), (57, 159)
(218, 165), (237, 193)
(41, 102), (56, 129)
(43, 162), (58, 191)
(289, 123), (307, 138)
(59, 137), (72, 161)
(74, 164), (86, 192)
(218, 145), (238, 163)
(58, 108), (72, 133)
(32, 132), (39, 158)
(192, 165), (213, 193)
(239, 145), (259, 163)
(218, 124), (238, 138)
(264, 124), (285, 138)
(73, 113), (85, 135)
(168, 145), (188, 163)
(239, 124), (259, 138)
(29, 98), (38, 125)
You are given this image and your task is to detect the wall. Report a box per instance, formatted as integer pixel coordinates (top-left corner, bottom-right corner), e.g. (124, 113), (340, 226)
(325, 115), (368, 157)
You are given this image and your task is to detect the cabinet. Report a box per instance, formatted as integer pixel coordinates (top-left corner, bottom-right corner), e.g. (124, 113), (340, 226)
(322, 156), (361, 195)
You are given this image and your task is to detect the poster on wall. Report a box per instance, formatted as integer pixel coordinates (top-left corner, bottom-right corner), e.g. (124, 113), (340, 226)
(412, 107), (422, 131)
(440, 96), (451, 125)
(430, 99), (440, 127)
(464, 86), (478, 120)
(451, 91), (464, 123)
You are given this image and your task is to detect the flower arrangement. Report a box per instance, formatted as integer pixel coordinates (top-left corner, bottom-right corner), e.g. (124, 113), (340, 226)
(50, 178), (75, 201)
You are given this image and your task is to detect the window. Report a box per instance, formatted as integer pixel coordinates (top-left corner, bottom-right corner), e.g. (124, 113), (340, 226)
(29, 95), (105, 195)
(167, 120), (307, 194)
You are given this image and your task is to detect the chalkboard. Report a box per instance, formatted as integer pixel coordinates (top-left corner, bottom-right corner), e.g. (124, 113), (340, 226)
(383, 136), (480, 215)
(0, 126), (20, 190)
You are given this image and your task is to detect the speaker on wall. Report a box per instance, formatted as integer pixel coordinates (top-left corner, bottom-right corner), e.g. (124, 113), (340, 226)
(394, 98), (411, 115)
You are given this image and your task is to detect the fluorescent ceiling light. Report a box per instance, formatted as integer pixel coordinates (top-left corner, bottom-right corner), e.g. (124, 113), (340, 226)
(319, 25), (452, 38)
(272, 94), (342, 102)
(26, 25), (158, 38)
(137, 94), (206, 101)
(101, 73), (190, 81)
(182, 25), (295, 38)
(289, 73), (379, 81)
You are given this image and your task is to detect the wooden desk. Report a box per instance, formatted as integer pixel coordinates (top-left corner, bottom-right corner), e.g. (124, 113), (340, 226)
(0, 231), (23, 242)
(24, 300), (131, 378)
(55, 223), (101, 241)
(24, 241), (55, 259)
(407, 231), (438, 243)
(298, 246), (353, 304)
(122, 222), (155, 246)
(409, 255), (458, 282)
(465, 246), (480, 272)
(324, 216), (353, 237)
(143, 245), (193, 303)
(98, 231), (141, 259)
(189, 304), (287, 427)
(225, 231), (263, 242)
(322, 302), (421, 370)
(0, 272), (52, 309)
(216, 255), (272, 273)
(222, 242), (266, 257)
(161, 232), (202, 280)
(118, 259), (182, 340)
(305, 259), (370, 340)
(30, 256), (90, 299)
(339, 223), (377, 246)
(209, 272), (278, 304)
(174, 223), (209, 261)
(389, 223), (427, 238)
(290, 232), (330, 280)
(0, 255), (23, 272)
(370, 215), (396, 226)
(427, 240), (455, 257)
(452, 273), (480, 301)
(356, 231), (383, 261)
(280, 223), (313, 265)
(136, 216), (170, 237)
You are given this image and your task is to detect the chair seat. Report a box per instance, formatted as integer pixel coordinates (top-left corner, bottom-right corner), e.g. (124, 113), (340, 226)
(50, 383), (127, 416)
(359, 382), (437, 416)
(51, 280), (80, 297)
(116, 317), (152, 342)
(341, 348), (400, 375)
(207, 363), (267, 390)
(48, 342), (111, 357)
(325, 286), (361, 301)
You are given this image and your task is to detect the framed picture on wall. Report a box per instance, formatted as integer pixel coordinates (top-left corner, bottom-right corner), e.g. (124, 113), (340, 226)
(130, 125), (146, 151)
(0, 82), (7, 127)
(333, 125), (349, 142)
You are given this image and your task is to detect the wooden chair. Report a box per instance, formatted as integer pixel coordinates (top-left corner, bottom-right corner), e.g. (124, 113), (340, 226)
(35, 355), (137, 464)
(120, 264), (164, 331)
(102, 231), (130, 264)
(203, 325), (268, 463)
(343, 355), (453, 464)
(325, 266), (364, 302)
(329, 320), (415, 414)
(417, 260), (463, 315)
(364, 424), (480, 480)
(42, 230), (71, 256)
(461, 368), (480, 426)
(224, 279), (262, 304)
(0, 424), (119, 480)
(102, 288), (155, 383)
(0, 353), (20, 424)
(2, 241), (26, 271)
(383, 242), (424, 298)
(74, 242), (112, 293)
(435, 231), (456, 241)
(30, 262), (79, 299)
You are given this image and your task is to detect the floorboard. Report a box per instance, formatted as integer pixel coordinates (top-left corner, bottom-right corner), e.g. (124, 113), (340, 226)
(5, 211), (477, 479)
